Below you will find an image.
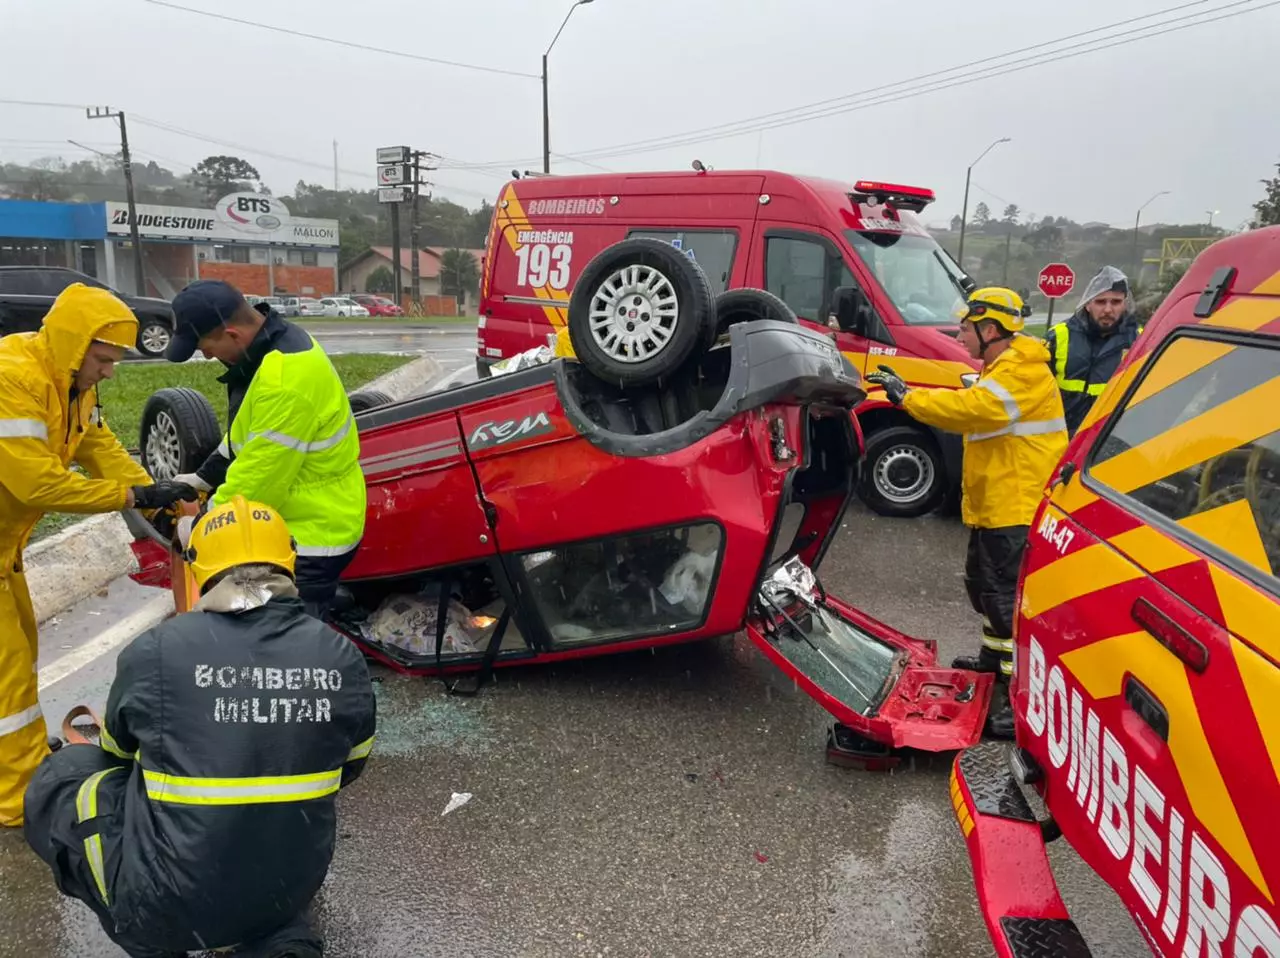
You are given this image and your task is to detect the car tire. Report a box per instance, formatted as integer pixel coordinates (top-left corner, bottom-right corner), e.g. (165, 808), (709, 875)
(858, 425), (946, 518)
(567, 237), (714, 388)
(139, 387), (222, 481)
(348, 389), (395, 413)
(135, 317), (173, 359)
(711, 288), (798, 345)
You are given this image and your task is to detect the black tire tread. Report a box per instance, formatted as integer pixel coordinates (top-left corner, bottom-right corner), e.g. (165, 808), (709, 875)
(348, 389), (395, 413)
(712, 288), (798, 343)
(139, 386), (222, 479)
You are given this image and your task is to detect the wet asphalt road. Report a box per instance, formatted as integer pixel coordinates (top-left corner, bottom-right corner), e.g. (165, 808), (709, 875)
(0, 504), (1149, 958)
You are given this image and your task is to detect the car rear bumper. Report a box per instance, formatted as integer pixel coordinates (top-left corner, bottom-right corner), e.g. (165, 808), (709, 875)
(950, 742), (1096, 958)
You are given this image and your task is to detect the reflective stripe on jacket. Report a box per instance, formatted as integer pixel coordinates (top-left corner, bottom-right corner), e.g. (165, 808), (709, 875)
(901, 335), (1069, 529)
(90, 593), (377, 951)
(200, 314), (366, 556)
(1046, 311), (1143, 434)
(0, 285), (151, 568)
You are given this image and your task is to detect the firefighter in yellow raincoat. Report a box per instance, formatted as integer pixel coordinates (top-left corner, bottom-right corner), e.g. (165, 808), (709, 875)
(867, 287), (1068, 740)
(0, 283), (197, 826)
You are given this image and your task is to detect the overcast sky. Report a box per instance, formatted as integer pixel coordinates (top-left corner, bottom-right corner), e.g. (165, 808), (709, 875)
(2, 0), (1278, 230)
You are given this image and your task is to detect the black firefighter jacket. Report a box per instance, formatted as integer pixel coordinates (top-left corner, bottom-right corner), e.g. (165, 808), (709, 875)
(1045, 310), (1143, 435)
(87, 593), (376, 951)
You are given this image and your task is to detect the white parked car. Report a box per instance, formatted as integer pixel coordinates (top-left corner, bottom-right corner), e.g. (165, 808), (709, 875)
(319, 296), (371, 317)
(297, 297), (327, 318)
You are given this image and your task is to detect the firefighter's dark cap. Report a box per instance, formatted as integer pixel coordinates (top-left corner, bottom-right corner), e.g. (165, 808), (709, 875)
(167, 280), (249, 362)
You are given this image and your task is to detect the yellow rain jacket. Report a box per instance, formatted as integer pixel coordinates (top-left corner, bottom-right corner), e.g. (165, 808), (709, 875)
(902, 335), (1068, 529)
(0, 283), (151, 826)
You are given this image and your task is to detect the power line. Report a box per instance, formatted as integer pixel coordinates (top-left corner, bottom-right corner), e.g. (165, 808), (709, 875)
(0, 99), (87, 110)
(559, 0), (1272, 161)
(128, 115), (494, 200)
(140, 0), (539, 80)
(458, 0), (1267, 168)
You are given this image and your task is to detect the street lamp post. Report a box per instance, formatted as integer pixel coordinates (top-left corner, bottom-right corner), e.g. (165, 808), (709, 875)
(543, 0), (594, 175)
(957, 136), (1010, 271)
(1131, 190), (1170, 283)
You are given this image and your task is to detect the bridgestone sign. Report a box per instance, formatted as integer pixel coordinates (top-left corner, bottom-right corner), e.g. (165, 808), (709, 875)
(105, 200), (340, 248)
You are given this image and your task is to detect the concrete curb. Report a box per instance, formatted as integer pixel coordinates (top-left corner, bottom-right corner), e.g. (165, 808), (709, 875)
(23, 352), (444, 625)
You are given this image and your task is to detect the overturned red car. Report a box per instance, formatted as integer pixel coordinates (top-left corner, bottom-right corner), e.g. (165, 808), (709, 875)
(126, 238), (994, 757)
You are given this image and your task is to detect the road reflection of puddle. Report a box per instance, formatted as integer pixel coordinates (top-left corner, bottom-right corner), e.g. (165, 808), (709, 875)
(370, 676), (493, 758)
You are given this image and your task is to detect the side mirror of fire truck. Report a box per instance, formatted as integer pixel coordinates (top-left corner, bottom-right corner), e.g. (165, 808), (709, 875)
(831, 286), (873, 335)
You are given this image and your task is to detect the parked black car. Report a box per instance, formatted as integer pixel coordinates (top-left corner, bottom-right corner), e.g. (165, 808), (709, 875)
(0, 266), (175, 358)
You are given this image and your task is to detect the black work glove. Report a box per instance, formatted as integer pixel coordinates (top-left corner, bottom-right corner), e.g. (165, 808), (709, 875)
(864, 364), (909, 405)
(132, 480), (200, 511)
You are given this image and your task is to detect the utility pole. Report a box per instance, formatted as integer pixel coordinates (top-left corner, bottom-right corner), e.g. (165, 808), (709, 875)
(408, 150), (439, 309)
(543, 0), (594, 174)
(87, 107), (145, 296)
(390, 203), (402, 309)
(1131, 190), (1169, 283)
(957, 136), (1011, 272)
(1002, 228), (1013, 285)
(333, 140), (339, 191)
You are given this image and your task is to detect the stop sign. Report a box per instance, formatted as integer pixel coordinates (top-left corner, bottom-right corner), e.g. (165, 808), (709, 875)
(1038, 263), (1075, 299)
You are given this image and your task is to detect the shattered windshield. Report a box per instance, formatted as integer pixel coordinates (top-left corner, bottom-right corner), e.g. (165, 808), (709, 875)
(845, 230), (969, 326)
(759, 561), (903, 715)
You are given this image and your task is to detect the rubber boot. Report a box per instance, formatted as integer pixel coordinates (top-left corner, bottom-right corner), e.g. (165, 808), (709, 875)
(950, 646), (1003, 673)
(983, 681), (1016, 741)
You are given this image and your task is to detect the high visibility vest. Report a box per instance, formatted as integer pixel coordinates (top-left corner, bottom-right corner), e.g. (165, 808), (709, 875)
(214, 336), (366, 558)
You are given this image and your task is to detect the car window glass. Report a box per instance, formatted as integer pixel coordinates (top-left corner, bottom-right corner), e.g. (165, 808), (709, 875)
(765, 237), (855, 322)
(36, 271), (83, 295)
(329, 562), (524, 664)
(519, 523), (723, 645)
(1087, 334), (1280, 585)
(627, 230), (736, 294)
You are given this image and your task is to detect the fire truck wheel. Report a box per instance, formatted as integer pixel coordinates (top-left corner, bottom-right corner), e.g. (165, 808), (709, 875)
(138, 387), (222, 482)
(711, 288), (798, 345)
(567, 237), (714, 388)
(858, 425), (947, 518)
(348, 389), (395, 414)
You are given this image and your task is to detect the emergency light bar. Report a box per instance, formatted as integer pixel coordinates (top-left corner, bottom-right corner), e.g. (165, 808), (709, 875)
(851, 180), (936, 213)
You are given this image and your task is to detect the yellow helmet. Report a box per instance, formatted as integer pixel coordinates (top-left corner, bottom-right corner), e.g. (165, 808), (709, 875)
(184, 496), (297, 593)
(963, 286), (1031, 332)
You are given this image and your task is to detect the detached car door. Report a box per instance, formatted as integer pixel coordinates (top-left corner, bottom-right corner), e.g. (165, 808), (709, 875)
(1017, 323), (1280, 956)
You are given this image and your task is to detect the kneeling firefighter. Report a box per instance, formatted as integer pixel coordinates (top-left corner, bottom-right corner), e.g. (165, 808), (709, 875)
(867, 287), (1068, 739)
(23, 497), (377, 958)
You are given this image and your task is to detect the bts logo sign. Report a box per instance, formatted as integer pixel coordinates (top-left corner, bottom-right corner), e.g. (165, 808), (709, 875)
(216, 191), (292, 235)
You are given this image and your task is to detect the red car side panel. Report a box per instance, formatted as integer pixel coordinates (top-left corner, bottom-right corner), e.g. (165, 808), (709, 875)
(461, 388), (798, 641)
(345, 409), (495, 579)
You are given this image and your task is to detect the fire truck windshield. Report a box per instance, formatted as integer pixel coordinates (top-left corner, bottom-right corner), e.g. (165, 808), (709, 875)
(846, 230), (969, 326)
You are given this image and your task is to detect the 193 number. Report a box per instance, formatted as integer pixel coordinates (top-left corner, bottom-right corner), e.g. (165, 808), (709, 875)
(515, 243), (572, 290)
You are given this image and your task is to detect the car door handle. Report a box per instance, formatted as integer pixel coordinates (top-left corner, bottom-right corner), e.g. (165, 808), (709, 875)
(1124, 676), (1170, 743)
(1131, 597), (1210, 673)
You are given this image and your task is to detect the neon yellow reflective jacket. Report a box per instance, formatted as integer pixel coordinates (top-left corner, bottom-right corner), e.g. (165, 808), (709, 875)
(0, 285), (151, 568)
(207, 319), (365, 558)
(902, 335), (1068, 529)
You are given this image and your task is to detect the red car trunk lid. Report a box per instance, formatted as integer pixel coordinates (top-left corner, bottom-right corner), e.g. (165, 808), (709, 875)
(745, 558), (994, 751)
